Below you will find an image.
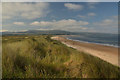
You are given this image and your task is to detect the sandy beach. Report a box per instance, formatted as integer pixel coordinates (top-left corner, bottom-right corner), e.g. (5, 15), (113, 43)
(51, 36), (119, 67)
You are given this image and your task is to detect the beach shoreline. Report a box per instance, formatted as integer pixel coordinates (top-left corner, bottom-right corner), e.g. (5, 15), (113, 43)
(51, 36), (119, 67)
(66, 38), (118, 48)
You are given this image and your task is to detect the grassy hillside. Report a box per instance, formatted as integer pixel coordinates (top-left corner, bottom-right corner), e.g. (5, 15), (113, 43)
(2, 35), (120, 78)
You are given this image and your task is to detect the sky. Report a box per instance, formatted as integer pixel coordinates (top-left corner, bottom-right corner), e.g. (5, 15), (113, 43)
(2, 2), (118, 33)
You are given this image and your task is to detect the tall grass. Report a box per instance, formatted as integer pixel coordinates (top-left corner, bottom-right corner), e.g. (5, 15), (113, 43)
(2, 35), (120, 78)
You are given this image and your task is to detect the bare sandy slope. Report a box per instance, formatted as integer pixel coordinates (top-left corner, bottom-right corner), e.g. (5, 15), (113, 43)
(51, 36), (119, 67)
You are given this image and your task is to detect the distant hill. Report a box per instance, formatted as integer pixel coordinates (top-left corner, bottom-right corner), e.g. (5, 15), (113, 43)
(2, 30), (117, 36)
(25, 30), (74, 35)
(2, 30), (75, 35)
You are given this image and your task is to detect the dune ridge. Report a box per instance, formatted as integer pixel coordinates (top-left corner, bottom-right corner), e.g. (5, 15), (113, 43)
(51, 36), (119, 67)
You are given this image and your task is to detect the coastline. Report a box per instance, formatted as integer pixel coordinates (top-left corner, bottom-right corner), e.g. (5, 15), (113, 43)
(51, 36), (119, 67)
(66, 38), (118, 48)
(60, 35), (118, 48)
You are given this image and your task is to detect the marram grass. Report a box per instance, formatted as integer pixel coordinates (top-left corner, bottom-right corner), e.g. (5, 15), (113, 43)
(2, 35), (120, 78)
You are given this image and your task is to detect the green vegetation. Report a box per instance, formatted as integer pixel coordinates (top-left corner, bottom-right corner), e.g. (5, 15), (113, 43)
(2, 35), (120, 78)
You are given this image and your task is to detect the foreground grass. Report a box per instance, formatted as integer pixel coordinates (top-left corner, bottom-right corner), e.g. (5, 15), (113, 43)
(2, 35), (120, 78)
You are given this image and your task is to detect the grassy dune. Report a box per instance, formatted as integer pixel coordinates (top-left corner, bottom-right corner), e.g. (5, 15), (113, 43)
(2, 35), (120, 78)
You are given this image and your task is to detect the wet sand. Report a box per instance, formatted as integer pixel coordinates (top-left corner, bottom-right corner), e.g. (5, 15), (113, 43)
(51, 36), (119, 67)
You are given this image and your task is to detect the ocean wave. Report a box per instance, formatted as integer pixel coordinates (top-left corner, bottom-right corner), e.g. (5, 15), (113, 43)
(66, 38), (119, 48)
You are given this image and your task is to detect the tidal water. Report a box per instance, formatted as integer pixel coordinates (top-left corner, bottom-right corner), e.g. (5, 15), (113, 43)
(65, 33), (118, 47)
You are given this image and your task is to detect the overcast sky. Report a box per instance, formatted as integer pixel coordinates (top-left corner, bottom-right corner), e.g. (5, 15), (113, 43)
(2, 2), (118, 33)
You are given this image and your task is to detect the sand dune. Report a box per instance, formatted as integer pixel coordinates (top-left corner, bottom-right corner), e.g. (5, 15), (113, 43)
(51, 36), (119, 67)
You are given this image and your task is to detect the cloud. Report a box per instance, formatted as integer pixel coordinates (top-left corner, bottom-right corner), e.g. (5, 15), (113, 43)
(64, 3), (83, 10)
(77, 15), (86, 19)
(87, 2), (98, 9)
(0, 30), (8, 32)
(87, 12), (96, 16)
(19, 30), (28, 32)
(30, 21), (40, 25)
(77, 12), (96, 19)
(2, 16), (11, 20)
(31, 19), (89, 26)
(85, 16), (118, 33)
(93, 19), (117, 27)
(13, 22), (25, 25)
(112, 16), (118, 19)
(2, 3), (49, 20)
(87, 0), (100, 1)
(30, 19), (89, 31)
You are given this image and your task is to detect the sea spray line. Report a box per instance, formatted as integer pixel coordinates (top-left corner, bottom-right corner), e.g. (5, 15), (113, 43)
(66, 38), (119, 48)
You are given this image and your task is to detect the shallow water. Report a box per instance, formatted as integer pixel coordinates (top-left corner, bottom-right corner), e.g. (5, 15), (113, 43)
(65, 33), (118, 47)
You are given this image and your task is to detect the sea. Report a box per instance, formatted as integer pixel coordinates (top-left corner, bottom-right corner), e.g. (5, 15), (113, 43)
(65, 33), (119, 48)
